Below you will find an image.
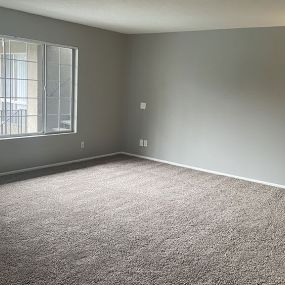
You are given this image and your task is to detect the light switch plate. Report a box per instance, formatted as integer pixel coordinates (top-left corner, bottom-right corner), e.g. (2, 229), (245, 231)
(139, 139), (144, 147)
(140, 102), (147, 110)
(143, 140), (148, 147)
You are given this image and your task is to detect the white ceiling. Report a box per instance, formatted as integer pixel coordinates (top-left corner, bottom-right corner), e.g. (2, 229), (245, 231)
(0, 0), (285, 34)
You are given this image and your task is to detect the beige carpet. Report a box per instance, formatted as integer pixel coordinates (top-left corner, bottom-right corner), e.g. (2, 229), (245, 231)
(1, 154), (285, 285)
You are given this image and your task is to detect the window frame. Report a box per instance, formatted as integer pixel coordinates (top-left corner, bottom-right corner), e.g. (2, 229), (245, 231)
(0, 34), (78, 140)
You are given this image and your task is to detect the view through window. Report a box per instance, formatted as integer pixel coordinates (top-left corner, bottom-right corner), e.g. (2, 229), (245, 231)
(0, 36), (77, 137)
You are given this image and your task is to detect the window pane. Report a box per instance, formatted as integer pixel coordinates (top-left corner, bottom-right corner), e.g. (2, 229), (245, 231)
(9, 79), (26, 99)
(9, 40), (27, 60)
(46, 80), (59, 98)
(47, 46), (60, 65)
(9, 115), (42, 135)
(5, 60), (39, 80)
(26, 115), (42, 134)
(60, 64), (72, 83)
(0, 50), (4, 78)
(26, 97), (42, 116)
(8, 114), (26, 135)
(1, 114), (42, 136)
(46, 44), (60, 133)
(0, 97), (5, 136)
(47, 63), (59, 81)
(60, 97), (71, 115)
(60, 114), (71, 131)
(0, 39), (5, 136)
(27, 61), (38, 80)
(60, 80), (72, 98)
(0, 38), (43, 137)
(0, 79), (4, 97)
(27, 43), (39, 62)
(47, 97), (58, 115)
(27, 80), (38, 98)
(60, 48), (72, 65)
(6, 79), (27, 99)
(59, 48), (73, 132)
(0, 39), (3, 56)
(6, 59), (26, 79)
(46, 114), (59, 132)
(46, 45), (74, 134)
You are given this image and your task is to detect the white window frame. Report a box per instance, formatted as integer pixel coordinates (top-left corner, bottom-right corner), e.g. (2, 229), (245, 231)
(0, 35), (78, 140)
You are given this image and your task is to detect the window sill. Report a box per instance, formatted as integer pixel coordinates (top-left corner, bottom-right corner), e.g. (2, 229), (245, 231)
(0, 131), (77, 141)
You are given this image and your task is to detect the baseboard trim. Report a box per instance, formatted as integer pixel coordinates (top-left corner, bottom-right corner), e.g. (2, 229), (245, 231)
(0, 152), (122, 177)
(2, 151), (284, 190)
(122, 152), (285, 190)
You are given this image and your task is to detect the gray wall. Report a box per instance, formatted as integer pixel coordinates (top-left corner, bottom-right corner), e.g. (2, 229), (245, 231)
(0, 7), (126, 173)
(125, 27), (285, 185)
(1, 7), (284, 186)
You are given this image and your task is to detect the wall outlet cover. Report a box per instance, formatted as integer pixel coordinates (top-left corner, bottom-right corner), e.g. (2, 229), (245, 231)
(143, 140), (148, 147)
(139, 139), (144, 147)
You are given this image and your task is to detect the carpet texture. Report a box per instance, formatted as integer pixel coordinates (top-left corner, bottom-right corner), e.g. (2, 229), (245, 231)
(1, 154), (285, 285)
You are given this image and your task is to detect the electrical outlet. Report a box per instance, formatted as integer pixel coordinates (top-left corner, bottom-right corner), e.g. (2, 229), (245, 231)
(81, 141), (85, 149)
(139, 139), (144, 147)
(140, 102), (147, 110)
(143, 140), (148, 147)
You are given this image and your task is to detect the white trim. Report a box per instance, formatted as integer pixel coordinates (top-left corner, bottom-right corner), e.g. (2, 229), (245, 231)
(121, 152), (285, 190)
(0, 130), (77, 141)
(0, 34), (78, 49)
(0, 152), (121, 177)
(2, 151), (284, 190)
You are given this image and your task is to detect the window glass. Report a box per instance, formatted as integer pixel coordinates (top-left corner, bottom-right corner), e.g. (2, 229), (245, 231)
(0, 37), (76, 138)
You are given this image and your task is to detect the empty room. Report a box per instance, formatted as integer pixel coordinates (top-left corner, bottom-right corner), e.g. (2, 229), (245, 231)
(1, 1), (285, 284)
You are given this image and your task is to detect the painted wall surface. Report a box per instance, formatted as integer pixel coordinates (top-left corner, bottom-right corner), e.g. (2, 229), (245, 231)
(0, 7), (126, 173)
(125, 27), (285, 185)
(1, 7), (284, 187)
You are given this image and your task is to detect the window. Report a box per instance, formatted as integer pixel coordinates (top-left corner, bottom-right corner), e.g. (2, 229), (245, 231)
(0, 36), (77, 138)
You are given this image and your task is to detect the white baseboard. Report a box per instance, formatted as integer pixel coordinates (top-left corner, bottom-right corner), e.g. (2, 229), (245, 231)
(0, 152), (121, 177)
(2, 151), (284, 190)
(121, 152), (285, 190)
